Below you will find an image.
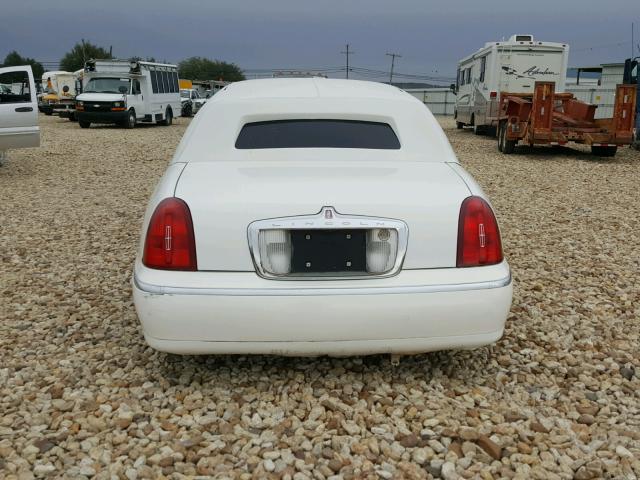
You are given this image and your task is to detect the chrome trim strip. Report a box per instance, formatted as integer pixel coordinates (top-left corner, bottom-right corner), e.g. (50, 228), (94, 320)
(133, 271), (511, 297)
(247, 206), (409, 280)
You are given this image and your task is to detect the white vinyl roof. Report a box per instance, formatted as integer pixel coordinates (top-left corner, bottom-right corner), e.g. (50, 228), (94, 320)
(172, 78), (458, 164)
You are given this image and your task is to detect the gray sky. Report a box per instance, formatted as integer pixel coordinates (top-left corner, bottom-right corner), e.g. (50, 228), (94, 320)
(2, 0), (639, 83)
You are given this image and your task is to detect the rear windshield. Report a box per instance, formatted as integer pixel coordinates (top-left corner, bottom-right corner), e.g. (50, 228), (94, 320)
(235, 119), (400, 149)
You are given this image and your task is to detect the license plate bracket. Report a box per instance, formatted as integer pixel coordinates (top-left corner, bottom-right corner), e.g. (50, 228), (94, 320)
(290, 229), (366, 274)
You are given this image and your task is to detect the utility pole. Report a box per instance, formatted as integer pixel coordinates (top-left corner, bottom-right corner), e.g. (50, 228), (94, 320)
(341, 44), (354, 79)
(386, 52), (402, 84)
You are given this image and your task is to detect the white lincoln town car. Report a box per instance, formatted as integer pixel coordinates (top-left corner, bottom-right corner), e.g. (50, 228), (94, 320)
(132, 78), (512, 356)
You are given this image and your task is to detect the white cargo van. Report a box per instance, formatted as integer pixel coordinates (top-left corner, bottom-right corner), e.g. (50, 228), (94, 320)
(76, 60), (181, 129)
(454, 35), (569, 134)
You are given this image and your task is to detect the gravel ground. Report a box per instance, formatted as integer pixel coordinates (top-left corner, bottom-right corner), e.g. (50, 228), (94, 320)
(1, 114), (639, 480)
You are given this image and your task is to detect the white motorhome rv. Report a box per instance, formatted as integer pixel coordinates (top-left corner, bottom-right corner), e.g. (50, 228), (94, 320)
(39, 71), (77, 117)
(75, 59), (181, 129)
(454, 34), (569, 134)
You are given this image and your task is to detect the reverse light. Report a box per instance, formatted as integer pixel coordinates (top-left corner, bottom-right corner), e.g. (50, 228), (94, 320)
(143, 198), (197, 270)
(258, 229), (292, 275)
(456, 196), (503, 267)
(366, 228), (398, 273)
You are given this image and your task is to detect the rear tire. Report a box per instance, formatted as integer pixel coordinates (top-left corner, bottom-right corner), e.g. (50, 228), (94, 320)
(591, 145), (617, 157)
(497, 121), (505, 152)
(79, 120), (90, 129)
(124, 109), (136, 129)
(160, 108), (173, 126)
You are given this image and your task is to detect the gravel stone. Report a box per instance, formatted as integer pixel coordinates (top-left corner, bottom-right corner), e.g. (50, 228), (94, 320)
(1, 115), (639, 479)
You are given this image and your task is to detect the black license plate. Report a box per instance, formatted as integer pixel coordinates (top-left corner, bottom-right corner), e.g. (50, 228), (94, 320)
(290, 229), (366, 274)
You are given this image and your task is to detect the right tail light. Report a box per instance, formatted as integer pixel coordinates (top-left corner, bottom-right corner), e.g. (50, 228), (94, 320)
(457, 196), (503, 267)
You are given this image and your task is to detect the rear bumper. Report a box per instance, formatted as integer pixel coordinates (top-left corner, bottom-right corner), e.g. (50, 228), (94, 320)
(132, 262), (513, 356)
(77, 111), (128, 124)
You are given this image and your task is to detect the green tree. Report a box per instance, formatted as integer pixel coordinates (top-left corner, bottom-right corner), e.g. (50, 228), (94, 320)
(2, 51), (44, 78)
(178, 57), (244, 82)
(60, 41), (112, 72)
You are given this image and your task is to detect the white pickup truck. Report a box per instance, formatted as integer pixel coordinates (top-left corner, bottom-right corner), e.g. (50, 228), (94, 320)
(180, 88), (207, 117)
(0, 65), (40, 164)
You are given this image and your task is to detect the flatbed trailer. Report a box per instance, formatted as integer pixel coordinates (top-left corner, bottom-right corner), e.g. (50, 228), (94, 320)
(496, 81), (636, 156)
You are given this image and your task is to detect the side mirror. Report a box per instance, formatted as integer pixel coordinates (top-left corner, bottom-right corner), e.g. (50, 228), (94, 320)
(118, 86), (128, 94)
(450, 83), (457, 95)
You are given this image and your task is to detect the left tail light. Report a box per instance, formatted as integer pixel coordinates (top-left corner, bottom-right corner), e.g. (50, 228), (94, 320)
(143, 198), (197, 271)
(457, 196), (503, 267)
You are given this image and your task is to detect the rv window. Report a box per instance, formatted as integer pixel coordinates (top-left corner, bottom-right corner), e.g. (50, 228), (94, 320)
(173, 72), (179, 93)
(479, 57), (486, 82)
(162, 71), (169, 94)
(456, 68), (460, 88)
(150, 70), (158, 94)
(465, 68), (471, 84)
(157, 71), (164, 94)
(166, 71), (172, 93)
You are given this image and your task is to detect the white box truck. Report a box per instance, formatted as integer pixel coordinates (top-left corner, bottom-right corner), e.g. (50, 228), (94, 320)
(453, 34), (569, 134)
(76, 60), (181, 129)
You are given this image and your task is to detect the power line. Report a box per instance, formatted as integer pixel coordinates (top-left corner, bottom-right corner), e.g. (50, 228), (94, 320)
(386, 52), (402, 83)
(572, 40), (631, 52)
(340, 44), (354, 79)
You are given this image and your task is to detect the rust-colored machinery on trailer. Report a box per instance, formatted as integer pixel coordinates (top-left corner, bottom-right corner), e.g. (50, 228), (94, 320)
(496, 81), (637, 156)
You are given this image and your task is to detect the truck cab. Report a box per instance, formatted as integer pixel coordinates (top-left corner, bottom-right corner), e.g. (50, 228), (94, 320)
(180, 88), (206, 116)
(75, 60), (181, 129)
(0, 65), (40, 163)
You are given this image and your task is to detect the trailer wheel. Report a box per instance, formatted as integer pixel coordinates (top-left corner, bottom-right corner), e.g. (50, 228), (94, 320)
(503, 136), (516, 154)
(498, 121), (517, 154)
(124, 109), (136, 129)
(79, 120), (90, 129)
(591, 145), (617, 157)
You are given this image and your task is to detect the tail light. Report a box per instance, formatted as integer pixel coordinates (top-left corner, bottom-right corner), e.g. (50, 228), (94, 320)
(143, 198), (197, 271)
(457, 196), (503, 267)
(258, 229), (292, 275)
(366, 228), (398, 273)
